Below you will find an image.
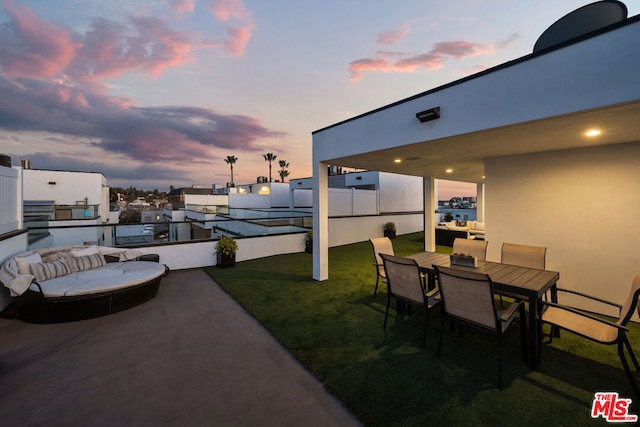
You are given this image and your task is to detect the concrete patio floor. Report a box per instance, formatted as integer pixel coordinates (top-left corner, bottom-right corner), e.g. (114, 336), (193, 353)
(0, 268), (360, 426)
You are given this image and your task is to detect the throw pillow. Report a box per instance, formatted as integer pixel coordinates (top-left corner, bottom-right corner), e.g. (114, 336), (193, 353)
(15, 252), (44, 275)
(70, 245), (100, 258)
(68, 253), (107, 272)
(30, 259), (71, 282)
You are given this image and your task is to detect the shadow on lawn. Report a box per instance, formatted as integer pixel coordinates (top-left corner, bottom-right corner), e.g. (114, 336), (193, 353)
(327, 323), (533, 425)
(534, 341), (639, 402)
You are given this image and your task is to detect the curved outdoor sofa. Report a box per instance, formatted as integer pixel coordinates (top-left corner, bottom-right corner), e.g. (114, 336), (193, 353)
(0, 245), (168, 323)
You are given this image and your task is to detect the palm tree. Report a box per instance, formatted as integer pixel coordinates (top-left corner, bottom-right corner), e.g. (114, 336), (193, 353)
(278, 169), (290, 182)
(224, 155), (238, 186)
(263, 153), (277, 182)
(278, 159), (290, 182)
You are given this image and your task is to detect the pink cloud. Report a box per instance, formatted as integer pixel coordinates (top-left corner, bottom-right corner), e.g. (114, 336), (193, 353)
(171, 0), (195, 13)
(68, 16), (195, 83)
(349, 39), (502, 81)
(0, 0), (79, 78)
(210, 0), (250, 21)
(348, 58), (393, 81)
(224, 25), (252, 55)
(394, 53), (445, 71)
(431, 40), (494, 58)
(0, 2), (196, 85)
(0, 1), (283, 168)
(205, 0), (254, 56)
(0, 76), (286, 163)
(376, 19), (423, 45)
(377, 27), (410, 45)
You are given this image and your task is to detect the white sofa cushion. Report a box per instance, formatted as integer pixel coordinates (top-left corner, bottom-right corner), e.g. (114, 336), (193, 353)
(15, 253), (43, 275)
(29, 261), (166, 297)
(71, 245), (100, 257)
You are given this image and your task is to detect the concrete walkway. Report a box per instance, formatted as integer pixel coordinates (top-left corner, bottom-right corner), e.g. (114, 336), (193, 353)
(0, 269), (360, 426)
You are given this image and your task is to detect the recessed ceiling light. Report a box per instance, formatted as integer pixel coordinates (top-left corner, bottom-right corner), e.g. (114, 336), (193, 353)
(585, 129), (601, 137)
(394, 159), (402, 164)
(446, 168), (453, 173)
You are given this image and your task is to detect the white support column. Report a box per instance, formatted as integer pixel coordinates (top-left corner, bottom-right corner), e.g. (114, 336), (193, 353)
(423, 177), (435, 252)
(313, 161), (329, 281)
(476, 183), (484, 222)
(17, 166), (23, 229)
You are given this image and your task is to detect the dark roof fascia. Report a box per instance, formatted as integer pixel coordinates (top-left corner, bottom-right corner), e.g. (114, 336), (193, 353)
(312, 13), (640, 136)
(23, 168), (108, 179)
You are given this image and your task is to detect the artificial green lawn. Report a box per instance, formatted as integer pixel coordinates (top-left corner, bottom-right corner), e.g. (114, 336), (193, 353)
(205, 232), (640, 426)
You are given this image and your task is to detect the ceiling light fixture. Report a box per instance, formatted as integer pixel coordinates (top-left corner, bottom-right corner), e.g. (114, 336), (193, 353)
(446, 168), (453, 173)
(394, 159), (402, 164)
(585, 129), (601, 137)
(416, 107), (441, 123)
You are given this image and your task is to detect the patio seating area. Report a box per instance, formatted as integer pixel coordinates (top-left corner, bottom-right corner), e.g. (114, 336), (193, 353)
(3, 232), (639, 425)
(206, 232), (640, 425)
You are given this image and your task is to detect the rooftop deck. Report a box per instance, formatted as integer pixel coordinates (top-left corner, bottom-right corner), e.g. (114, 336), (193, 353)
(0, 268), (359, 426)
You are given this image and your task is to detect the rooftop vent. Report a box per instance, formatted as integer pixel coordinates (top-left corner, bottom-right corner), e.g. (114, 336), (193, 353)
(0, 154), (10, 168)
(533, 0), (627, 53)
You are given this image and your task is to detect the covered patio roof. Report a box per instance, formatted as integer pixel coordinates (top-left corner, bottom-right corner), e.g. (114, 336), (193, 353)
(316, 100), (640, 184)
(311, 8), (640, 280)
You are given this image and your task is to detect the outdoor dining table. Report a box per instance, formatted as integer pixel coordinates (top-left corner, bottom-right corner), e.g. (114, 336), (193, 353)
(406, 251), (560, 369)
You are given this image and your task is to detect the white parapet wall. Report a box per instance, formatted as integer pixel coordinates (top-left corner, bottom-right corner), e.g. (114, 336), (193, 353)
(0, 166), (20, 235)
(117, 214), (422, 270)
(0, 231), (28, 310)
(328, 214), (423, 248)
(133, 232), (307, 271)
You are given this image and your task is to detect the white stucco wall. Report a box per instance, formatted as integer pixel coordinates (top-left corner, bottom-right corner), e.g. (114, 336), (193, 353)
(134, 233), (307, 271)
(23, 169), (105, 204)
(485, 142), (640, 314)
(328, 214), (423, 248)
(378, 172), (424, 212)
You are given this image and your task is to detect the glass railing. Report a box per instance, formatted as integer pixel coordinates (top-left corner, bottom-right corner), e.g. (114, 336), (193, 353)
(185, 204), (219, 214)
(23, 203), (100, 221)
(24, 215), (50, 244)
(24, 213), (312, 250)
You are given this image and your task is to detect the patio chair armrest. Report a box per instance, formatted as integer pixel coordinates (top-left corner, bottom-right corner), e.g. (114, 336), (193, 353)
(499, 299), (522, 322)
(555, 288), (622, 309)
(541, 301), (629, 332)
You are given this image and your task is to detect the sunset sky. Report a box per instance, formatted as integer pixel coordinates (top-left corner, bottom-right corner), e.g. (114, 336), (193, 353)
(2, 0), (636, 199)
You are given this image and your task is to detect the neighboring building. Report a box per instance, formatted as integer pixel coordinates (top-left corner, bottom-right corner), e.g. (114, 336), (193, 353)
(22, 168), (111, 224)
(167, 185), (214, 205)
